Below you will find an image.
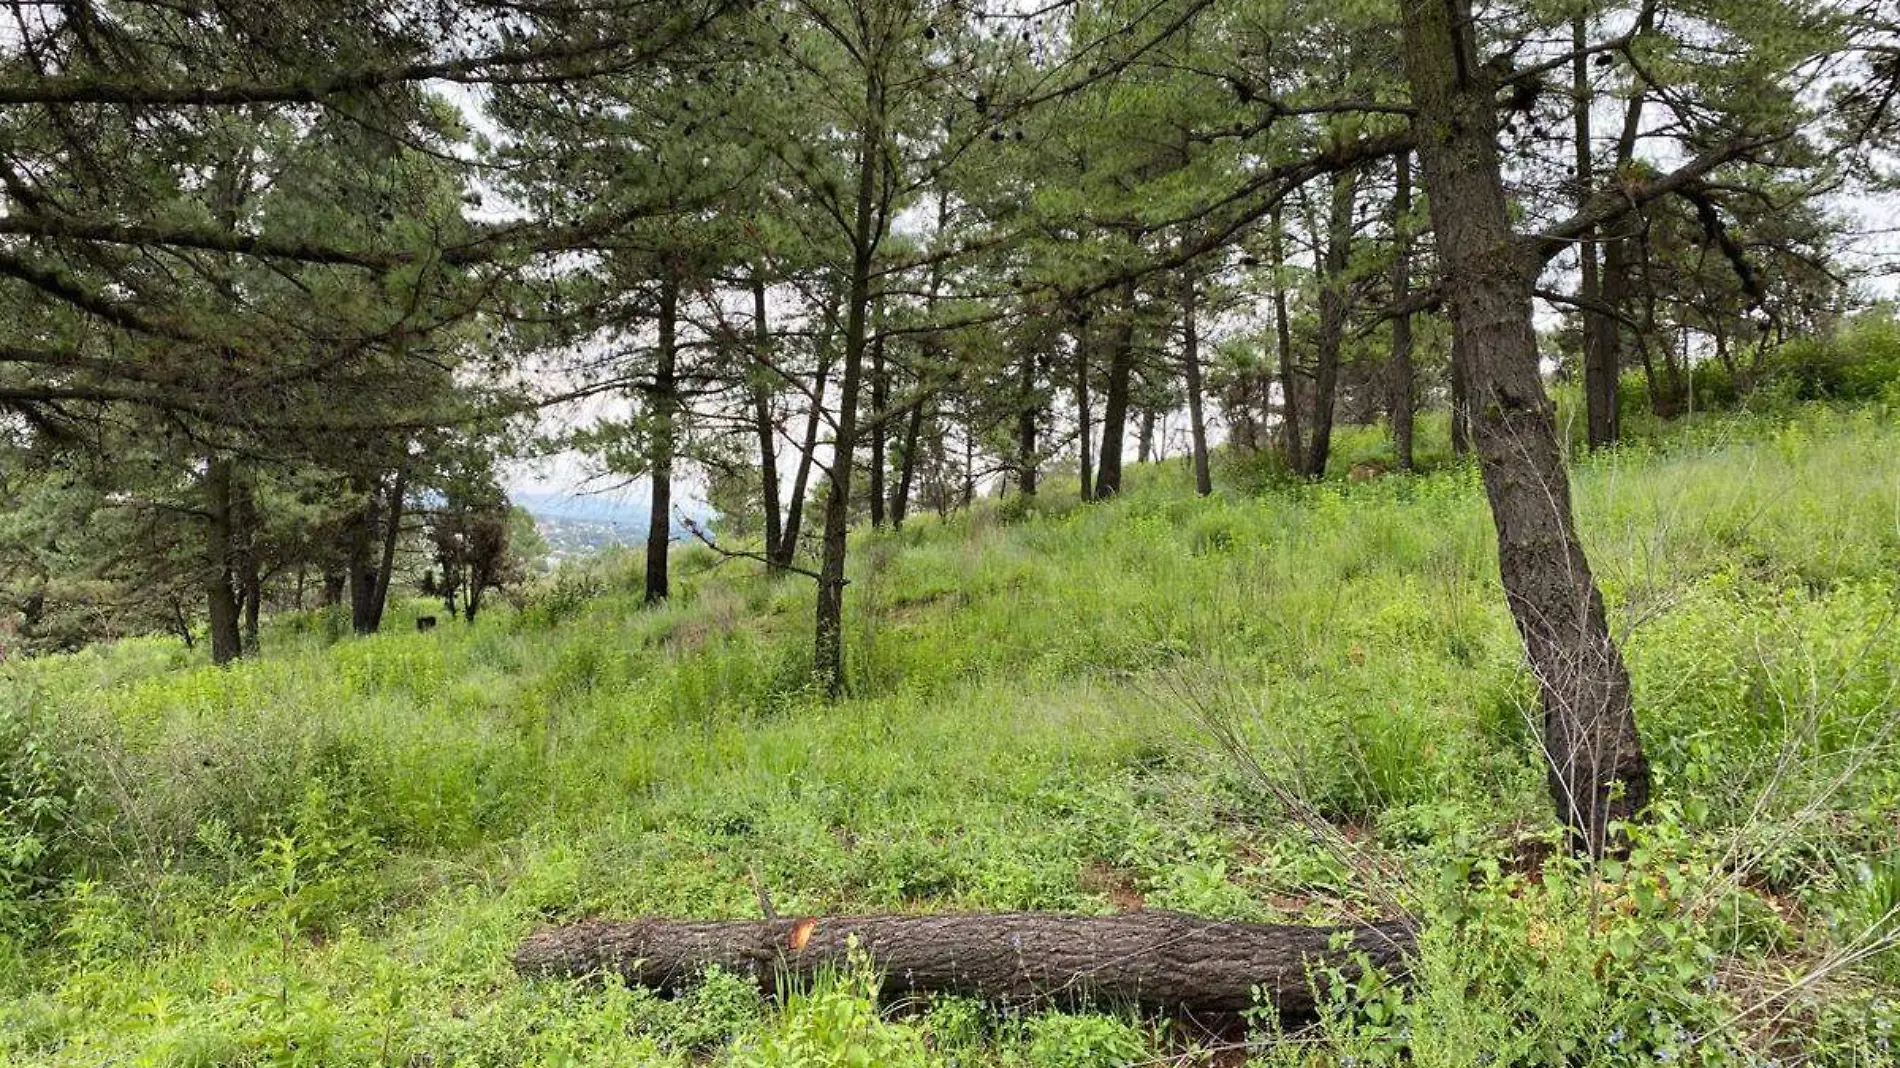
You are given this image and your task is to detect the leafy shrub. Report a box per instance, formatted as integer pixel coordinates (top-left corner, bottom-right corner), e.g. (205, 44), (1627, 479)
(0, 700), (84, 929)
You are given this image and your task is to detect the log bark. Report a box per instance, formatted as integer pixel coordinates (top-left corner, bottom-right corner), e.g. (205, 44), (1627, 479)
(514, 912), (1415, 1018)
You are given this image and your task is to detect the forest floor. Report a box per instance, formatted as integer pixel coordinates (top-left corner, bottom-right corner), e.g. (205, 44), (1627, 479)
(2, 404), (1898, 1066)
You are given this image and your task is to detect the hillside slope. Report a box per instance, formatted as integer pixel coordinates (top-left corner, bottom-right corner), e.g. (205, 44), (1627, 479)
(2, 406), (1897, 1066)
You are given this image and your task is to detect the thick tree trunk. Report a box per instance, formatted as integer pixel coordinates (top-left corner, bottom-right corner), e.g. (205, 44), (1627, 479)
(868, 297), (888, 529)
(1093, 281), (1137, 499)
(1400, 0), (1650, 856)
(1270, 206), (1303, 473)
(203, 455), (242, 666)
(1388, 152), (1417, 472)
(814, 91), (884, 699)
(1306, 171), (1358, 480)
(1182, 269), (1213, 496)
(751, 276), (784, 564)
(515, 912), (1415, 1019)
(647, 274), (680, 604)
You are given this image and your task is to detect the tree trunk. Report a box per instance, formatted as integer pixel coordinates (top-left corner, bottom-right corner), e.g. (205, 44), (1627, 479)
(515, 912), (1416, 1020)
(751, 275), (784, 564)
(369, 468), (406, 633)
(1449, 331), (1471, 458)
(1073, 306), (1094, 501)
(1306, 171), (1358, 480)
(776, 301), (835, 569)
(203, 455), (242, 666)
(1388, 151), (1417, 472)
(1016, 347), (1040, 496)
(814, 86), (884, 699)
(647, 274), (680, 604)
(232, 466), (262, 656)
(1137, 406), (1156, 465)
(892, 398), (923, 529)
(1574, 15), (1616, 450)
(1400, 0), (1650, 856)
(346, 485), (379, 635)
(868, 296), (888, 529)
(1271, 205), (1303, 472)
(1093, 281), (1137, 499)
(1182, 269), (1213, 496)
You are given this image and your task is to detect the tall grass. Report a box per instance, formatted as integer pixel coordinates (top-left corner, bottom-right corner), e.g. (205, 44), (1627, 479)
(1, 403), (1896, 1065)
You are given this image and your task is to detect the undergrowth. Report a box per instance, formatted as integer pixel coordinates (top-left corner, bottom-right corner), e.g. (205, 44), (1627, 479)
(0, 404), (1896, 1066)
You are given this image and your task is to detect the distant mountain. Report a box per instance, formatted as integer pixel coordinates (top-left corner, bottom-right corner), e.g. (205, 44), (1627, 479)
(510, 490), (651, 527)
(510, 489), (715, 562)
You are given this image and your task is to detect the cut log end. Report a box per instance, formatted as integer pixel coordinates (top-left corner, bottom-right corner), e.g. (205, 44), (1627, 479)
(513, 911), (1417, 1019)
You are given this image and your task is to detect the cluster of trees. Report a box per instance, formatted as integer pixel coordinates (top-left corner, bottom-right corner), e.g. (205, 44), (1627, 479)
(2, 0), (1896, 851)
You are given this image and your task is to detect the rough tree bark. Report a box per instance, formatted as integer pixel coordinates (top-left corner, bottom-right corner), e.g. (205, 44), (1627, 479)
(1388, 151), (1416, 472)
(1093, 281), (1137, 499)
(646, 273), (679, 605)
(1400, 0), (1651, 856)
(515, 912), (1415, 1019)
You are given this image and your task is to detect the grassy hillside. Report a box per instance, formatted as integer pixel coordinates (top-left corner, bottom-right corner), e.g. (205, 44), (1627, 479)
(2, 405), (1898, 1066)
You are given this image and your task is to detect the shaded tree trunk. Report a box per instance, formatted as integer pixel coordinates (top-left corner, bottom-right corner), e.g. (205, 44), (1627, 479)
(1388, 151), (1417, 471)
(1400, 0), (1650, 856)
(647, 273), (680, 605)
(1137, 406), (1156, 465)
(515, 912), (1416, 1020)
(203, 455), (242, 666)
(1306, 171), (1358, 479)
(1093, 281), (1137, 499)
(1182, 268), (1213, 496)
(751, 275), (784, 565)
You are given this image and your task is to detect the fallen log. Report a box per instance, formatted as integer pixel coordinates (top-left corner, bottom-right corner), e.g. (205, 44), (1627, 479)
(513, 911), (1416, 1018)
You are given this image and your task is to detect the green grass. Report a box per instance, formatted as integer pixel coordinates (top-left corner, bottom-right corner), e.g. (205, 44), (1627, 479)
(2, 404), (1898, 1066)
